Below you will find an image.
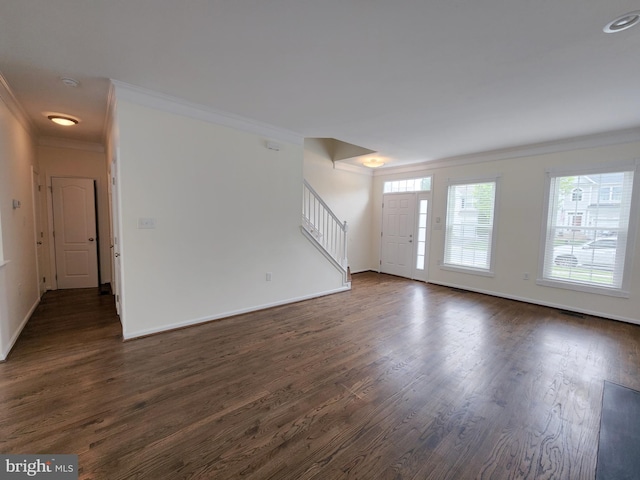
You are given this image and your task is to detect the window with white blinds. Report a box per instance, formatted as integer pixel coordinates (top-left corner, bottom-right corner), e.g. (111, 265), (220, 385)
(443, 179), (498, 274)
(538, 164), (637, 296)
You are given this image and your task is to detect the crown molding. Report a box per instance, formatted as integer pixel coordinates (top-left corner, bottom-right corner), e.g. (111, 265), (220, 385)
(333, 161), (373, 176)
(372, 162), (435, 177)
(111, 80), (304, 146)
(374, 126), (640, 176)
(0, 71), (37, 139)
(38, 136), (105, 153)
(102, 81), (116, 145)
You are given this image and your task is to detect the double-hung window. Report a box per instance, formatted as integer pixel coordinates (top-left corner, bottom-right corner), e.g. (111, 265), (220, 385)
(443, 178), (499, 275)
(538, 163), (638, 296)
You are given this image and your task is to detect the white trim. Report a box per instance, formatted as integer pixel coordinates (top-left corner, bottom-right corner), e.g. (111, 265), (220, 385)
(382, 176), (433, 194)
(535, 278), (629, 298)
(439, 265), (495, 277)
(122, 286), (351, 340)
(102, 81), (116, 146)
(299, 226), (350, 286)
(112, 80), (303, 146)
(350, 268), (375, 274)
(0, 72), (36, 138)
(412, 193), (432, 282)
(37, 136), (105, 153)
(447, 173), (502, 185)
(374, 163), (437, 177)
(545, 159), (639, 177)
(31, 167), (42, 296)
(537, 163), (638, 296)
(333, 162), (373, 176)
(427, 280), (640, 327)
(443, 175), (500, 274)
(374, 127), (640, 176)
(0, 296), (40, 361)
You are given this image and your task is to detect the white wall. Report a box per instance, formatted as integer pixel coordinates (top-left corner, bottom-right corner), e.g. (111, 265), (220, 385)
(303, 139), (374, 273)
(0, 93), (39, 360)
(115, 96), (346, 338)
(37, 145), (111, 288)
(372, 140), (640, 324)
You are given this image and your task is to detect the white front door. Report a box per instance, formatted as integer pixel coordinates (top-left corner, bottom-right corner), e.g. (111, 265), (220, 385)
(52, 177), (99, 289)
(381, 193), (416, 278)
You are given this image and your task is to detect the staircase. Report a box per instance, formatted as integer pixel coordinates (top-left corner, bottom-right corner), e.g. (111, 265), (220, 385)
(301, 180), (350, 286)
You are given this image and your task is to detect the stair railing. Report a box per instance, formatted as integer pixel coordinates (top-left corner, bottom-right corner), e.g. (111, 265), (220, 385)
(302, 180), (348, 275)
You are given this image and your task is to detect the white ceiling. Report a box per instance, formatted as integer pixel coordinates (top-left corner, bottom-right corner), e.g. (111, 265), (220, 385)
(1, 1), (640, 167)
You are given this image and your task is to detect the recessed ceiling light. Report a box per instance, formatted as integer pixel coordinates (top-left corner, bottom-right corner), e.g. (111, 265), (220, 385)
(47, 115), (79, 126)
(363, 159), (385, 168)
(604, 11), (640, 33)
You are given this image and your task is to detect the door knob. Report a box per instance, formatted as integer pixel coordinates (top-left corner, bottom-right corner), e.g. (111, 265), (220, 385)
(115, 253), (120, 257)
(37, 241), (43, 245)
(88, 238), (95, 242)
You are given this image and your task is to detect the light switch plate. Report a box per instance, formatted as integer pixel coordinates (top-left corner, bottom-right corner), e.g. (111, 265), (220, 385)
(138, 217), (156, 229)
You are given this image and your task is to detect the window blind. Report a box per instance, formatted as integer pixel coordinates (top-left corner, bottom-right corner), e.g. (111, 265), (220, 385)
(444, 181), (496, 271)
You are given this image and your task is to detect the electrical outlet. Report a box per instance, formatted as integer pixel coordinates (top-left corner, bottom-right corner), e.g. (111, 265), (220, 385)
(523, 272), (530, 280)
(266, 272), (272, 281)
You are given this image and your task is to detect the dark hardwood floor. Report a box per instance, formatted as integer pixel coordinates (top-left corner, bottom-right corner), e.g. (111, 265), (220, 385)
(1, 272), (639, 479)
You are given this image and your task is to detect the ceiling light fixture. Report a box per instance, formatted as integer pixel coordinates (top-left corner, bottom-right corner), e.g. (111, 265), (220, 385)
(604, 11), (640, 33)
(363, 159), (385, 168)
(60, 77), (80, 87)
(47, 115), (79, 126)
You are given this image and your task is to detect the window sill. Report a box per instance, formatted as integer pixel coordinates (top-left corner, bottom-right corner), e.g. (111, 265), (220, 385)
(536, 278), (629, 298)
(440, 264), (495, 278)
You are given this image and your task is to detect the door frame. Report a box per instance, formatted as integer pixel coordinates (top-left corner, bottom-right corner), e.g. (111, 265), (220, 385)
(379, 191), (432, 281)
(30, 167), (46, 296)
(108, 158), (123, 316)
(47, 176), (100, 290)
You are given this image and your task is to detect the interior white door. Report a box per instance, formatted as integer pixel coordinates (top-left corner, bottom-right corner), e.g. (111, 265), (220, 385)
(52, 177), (99, 289)
(381, 193), (416, 278)
(31, 169), (46, 295)
(109, 160), (122, 315)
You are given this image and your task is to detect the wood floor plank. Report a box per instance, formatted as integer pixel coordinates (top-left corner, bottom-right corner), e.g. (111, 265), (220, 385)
(1, 273), (640, 479)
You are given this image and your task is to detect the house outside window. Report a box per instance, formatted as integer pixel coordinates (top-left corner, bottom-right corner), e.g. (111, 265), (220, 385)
(538, 165), (638, 296)
(571, 188), (583, 202)
(443, 178), (499, 275)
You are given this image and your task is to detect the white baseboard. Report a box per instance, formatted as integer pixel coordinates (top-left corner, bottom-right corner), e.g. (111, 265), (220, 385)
(123, 285), (351, 340)
(350, 268), (376, 274)
(427, 280), (640, 326)
(1, 296), (40, 361)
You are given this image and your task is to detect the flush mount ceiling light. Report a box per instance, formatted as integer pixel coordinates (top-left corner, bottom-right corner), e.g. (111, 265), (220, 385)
(47, 114), (80, 126)
(60, 76), (80, 88)
(604, 11), (640, 33)
(363, 158), (385, 168)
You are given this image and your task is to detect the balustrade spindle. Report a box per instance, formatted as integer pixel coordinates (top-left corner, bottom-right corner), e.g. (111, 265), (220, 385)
(301, 181), (349, 279)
